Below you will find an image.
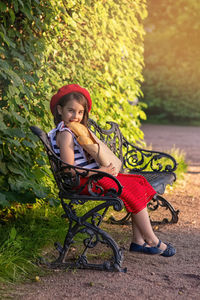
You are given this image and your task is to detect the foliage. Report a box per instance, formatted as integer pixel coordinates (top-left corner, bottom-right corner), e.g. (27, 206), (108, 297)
(141, 0), (200, 122)
(0, 202), (67, 283)
(0, 0), (147, 207)
(0, 198), (121, 283)
(169, 148), (187, 181)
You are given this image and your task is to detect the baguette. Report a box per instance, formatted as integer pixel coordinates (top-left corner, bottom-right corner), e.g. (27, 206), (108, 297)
(67, 122), (95, 145)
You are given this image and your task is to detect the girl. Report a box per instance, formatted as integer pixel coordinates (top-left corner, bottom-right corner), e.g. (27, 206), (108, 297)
(48, 84), (176, 257)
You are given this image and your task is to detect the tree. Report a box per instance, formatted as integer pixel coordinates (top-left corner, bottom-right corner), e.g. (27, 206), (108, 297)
(142, 0), (200, 122)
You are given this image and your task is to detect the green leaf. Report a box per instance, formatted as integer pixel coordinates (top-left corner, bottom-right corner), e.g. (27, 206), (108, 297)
(12, 112), (26, 124)
(5, 128), (26, 138)
(13, 151), (26, 162)
(0, 161), (7, 175)
(18, 0), (24, 8)
(8, 85), (20, 97)
(4, 69), (23, 86)
(0, 192), (9, 207)
(0, 2), (7, 12)
(0, 30), (16, 48)
(0, 120), (7, 130)
(13, 1), (19, 13)
(22, 140), (35, 148)
(9, 9), (16, 23)
(6, 137), (21, 147)
(9, 227), (17, 240)
(21, 6), (33, 20)
(7, 164), (25, 176)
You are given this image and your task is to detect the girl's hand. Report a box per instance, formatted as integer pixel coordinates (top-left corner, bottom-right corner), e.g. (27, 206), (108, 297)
(99, 163), (118, 176)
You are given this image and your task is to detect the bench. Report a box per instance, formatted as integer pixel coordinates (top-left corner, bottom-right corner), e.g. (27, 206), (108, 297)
(30, 119), (179, 272)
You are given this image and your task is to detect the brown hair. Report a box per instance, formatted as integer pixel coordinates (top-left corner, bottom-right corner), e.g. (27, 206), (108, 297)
(53, 92), (89, 126)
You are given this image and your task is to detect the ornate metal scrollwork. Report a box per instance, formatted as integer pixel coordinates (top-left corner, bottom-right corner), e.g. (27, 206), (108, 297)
(123, 144), (177, 172)
(48, 198), (126, 272)
(88, 119), (177, 173)
(30, 120), (178, 273)
(109, 195), (179, 226)
(148, 195), (180, 224)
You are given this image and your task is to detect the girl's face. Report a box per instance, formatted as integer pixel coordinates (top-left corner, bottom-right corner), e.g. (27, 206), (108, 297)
(57, 99), (85, 125)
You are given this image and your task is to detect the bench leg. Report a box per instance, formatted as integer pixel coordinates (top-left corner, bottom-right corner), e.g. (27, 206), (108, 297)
(44, 199), (127, 272)
(147, 195), (180, 225)
(109, 211), (132, 225)
(108, 196), (179, 226)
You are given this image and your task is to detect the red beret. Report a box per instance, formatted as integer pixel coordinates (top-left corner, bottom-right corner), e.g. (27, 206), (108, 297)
(50, 84), (92, 114)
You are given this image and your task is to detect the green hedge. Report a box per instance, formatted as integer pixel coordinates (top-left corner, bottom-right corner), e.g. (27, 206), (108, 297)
(0, 0), (147, 207)
(142, 0), (200, 122)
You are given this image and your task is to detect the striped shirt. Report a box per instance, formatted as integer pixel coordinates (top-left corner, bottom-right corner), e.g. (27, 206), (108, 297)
(48, 121), (99, 169)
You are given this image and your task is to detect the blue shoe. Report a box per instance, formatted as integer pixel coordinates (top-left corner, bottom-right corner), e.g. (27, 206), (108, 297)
(156, 240), (176, 257)
(129, 242), (162, 255)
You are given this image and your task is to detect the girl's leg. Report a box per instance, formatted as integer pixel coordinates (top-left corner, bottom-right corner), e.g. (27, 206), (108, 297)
(132, 222), (146, 245)
(131, 207), (167, 251)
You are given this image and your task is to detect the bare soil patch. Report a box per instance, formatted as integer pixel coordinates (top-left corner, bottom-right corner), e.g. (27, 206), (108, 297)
(2, 124), (200, 300)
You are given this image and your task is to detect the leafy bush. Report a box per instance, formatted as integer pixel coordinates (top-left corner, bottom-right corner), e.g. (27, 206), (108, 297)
(0, 0), (147, 207)
(142, 0), (200, 122)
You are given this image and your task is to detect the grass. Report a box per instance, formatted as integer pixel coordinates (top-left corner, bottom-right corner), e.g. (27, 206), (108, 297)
(0, 202), (68, 284)
(169, 147), (187, 179)
(0, 200), (109, 284)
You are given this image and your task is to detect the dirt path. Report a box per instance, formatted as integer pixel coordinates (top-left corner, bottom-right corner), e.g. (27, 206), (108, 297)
(141, 124), (200, 165)
(3, 124), (200, 300)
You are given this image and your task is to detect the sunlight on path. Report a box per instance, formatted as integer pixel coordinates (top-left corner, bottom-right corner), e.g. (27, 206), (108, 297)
(142, 124), (200, 165)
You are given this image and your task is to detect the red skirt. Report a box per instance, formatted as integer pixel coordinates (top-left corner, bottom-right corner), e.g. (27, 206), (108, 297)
(80, 173), (156, 215)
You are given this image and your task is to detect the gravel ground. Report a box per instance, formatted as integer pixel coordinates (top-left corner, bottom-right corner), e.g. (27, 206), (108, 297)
(1, 124), (200, 300)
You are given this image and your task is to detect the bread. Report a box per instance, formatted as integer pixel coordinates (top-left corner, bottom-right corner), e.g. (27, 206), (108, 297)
(67, 122), (95, 145)
(68, 122), (122, 172)
(77, 136), (95, 145)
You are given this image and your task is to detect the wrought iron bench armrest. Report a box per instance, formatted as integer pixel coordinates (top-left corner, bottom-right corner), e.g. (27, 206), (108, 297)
(122, 138), (178, 173)
(56, 163), (124, 206)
